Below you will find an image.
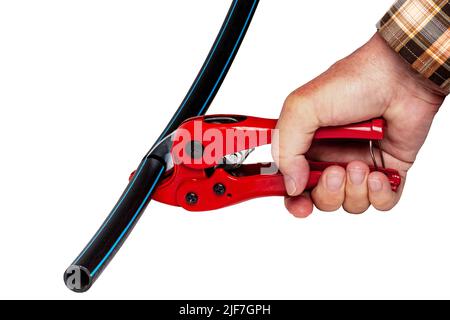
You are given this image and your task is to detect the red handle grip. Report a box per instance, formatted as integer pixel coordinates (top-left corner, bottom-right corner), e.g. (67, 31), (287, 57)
(174, 161), (401, 211)
(245, 161), (401, 197)
(313, 119), (385, 141)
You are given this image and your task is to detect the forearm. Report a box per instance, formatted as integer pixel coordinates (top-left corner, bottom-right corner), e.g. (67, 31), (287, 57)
(377, 0), (449, 94)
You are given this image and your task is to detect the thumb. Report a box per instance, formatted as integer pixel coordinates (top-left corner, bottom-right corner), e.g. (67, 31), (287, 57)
(272, 93), (319, 197)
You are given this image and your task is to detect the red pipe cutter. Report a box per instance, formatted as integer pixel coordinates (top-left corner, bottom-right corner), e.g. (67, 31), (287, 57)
(131, 115), (401, 211)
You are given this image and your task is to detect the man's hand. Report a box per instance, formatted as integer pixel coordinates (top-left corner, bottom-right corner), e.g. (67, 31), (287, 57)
(272, 33), (446, 218)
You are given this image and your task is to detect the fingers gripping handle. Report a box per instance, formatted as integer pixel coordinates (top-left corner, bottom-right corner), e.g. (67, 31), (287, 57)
(173, 161), (401, 212)
(306, 162), (401, 191)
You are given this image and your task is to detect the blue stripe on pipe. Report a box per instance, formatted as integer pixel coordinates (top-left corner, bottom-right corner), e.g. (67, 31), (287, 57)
(91, 167), (166, 276)
(197, 0), (258, 116)
(75, 1), (240, 262)
(89, 0), (258, 275)
(74, 158), (149, 263)
(159, 0), (239, 138)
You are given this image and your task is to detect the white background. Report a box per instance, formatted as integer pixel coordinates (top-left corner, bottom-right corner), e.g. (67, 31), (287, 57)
(0, 0), (449, 300)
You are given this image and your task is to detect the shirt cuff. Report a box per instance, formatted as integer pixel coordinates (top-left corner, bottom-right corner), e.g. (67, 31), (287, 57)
(377, 0), (450, 93)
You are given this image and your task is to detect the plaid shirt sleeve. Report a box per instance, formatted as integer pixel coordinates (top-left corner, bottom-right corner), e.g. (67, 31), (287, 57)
(377, 0), (450, 93)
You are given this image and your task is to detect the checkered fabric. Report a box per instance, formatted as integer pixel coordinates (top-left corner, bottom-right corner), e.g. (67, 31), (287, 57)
(378, 0), (450, 92)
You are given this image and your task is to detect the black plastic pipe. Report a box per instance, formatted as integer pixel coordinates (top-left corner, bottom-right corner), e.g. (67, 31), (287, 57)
(64, 0), (260, 292)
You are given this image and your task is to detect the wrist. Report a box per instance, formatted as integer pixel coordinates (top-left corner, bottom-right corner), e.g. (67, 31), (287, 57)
(363, 33), (447, 101)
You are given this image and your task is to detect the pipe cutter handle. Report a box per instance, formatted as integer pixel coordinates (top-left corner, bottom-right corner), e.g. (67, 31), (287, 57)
(148, 115), (401, 211)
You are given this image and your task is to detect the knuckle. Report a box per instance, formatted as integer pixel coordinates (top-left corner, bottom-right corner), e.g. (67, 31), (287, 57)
(373, 198), (396, 212)
(316, 203), (341, 212)
(283, 92), (301, 113)
(283, 89), (315, 115)
(342, 190), (370, 214)
(313, 192), (342, 212)
(343, 203), (369, 215)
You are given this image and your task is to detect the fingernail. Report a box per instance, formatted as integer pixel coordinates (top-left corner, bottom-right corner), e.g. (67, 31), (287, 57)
(285, 176), (297, 196)
(349, 168), (365, 185)
(369, 178), (382, 192)
(326, 172), (344, 192)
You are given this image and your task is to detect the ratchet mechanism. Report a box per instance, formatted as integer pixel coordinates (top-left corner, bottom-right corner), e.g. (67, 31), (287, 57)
(131, 115), (401, 212)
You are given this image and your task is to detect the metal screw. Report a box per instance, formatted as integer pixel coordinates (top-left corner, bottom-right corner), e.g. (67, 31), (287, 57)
(213, 183), (226, 196)
(185, 192), (198, 205)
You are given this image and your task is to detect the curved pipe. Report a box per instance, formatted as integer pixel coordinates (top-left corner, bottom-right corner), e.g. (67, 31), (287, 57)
(64, 0), (259, 292)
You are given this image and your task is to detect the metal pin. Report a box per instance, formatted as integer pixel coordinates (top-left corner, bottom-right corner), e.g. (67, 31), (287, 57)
(369, 140), (386, 170)
(369, 140), (379, 169)
(377, 141), (386, 169)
